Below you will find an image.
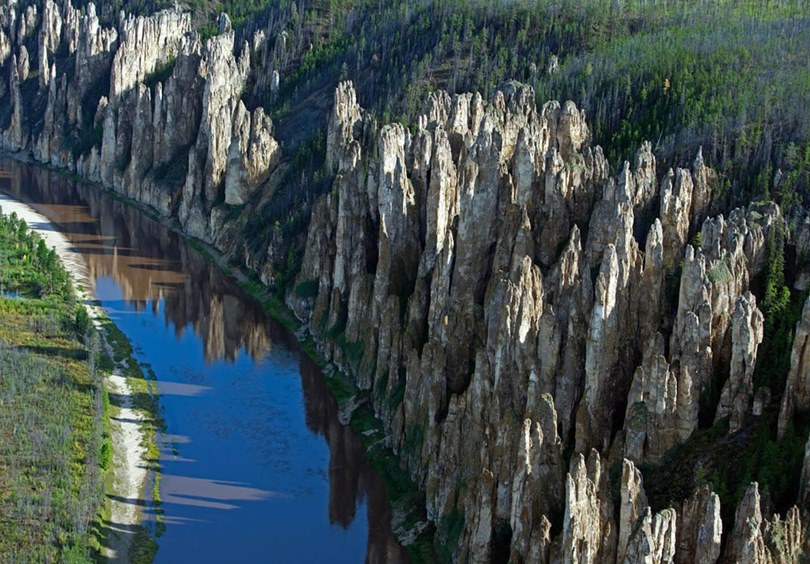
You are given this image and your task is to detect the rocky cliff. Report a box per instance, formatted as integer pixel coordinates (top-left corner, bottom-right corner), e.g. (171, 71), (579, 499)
(288, 81), (810, 562)
(1, 2), (810, 562)
(1, 2), (279, 246)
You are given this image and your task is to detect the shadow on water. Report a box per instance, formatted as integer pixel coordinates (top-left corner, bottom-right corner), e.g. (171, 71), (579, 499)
(0, 157), (409, 563)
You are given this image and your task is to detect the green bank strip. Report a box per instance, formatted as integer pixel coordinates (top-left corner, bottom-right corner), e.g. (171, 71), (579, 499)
(96, 314), (165, 562)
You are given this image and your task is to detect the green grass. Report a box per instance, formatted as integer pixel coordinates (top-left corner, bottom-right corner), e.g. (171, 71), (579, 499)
(0, 212), (105, 561)
(0, 209), (164, 562)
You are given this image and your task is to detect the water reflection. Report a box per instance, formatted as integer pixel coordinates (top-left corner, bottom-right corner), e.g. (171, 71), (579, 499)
(0, 158), (407, 563)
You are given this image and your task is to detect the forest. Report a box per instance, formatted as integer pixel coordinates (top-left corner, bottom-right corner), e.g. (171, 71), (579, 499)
(55, 0), (810, 206)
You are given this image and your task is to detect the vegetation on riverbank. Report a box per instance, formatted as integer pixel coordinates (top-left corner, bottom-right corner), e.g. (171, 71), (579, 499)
(0, 210), (108, 561)
(0, 206), (164, 562)
(98, 315), (166, 552)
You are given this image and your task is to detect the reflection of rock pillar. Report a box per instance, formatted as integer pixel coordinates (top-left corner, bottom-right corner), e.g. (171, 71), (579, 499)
(298, 356), (407, 561)
(327, 414), (360, 528)
(206, 293), (225, 363)
(299, 356), (360, 526)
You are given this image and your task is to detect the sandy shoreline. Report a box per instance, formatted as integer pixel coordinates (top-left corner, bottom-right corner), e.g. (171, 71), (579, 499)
(0, 192), (150, 562)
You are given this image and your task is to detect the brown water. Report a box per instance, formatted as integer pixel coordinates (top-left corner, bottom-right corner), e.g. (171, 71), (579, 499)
(0, 158), (408, 563)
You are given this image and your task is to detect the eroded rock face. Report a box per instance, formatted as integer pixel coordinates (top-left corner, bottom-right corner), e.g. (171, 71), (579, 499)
(224, 103), (279, 205)
(619, 459), (649, 562)
(179, 25), (253, 239)
(3, 55), (26, 150)
(293, 82), (631, 555)
(287, 80), (810, 559)
(73, 2), (118, 114)
(561, 451), (616, 564)
(0, 26), (11, 68)
(677, 486), (722, 564)
(624, 507), (677, 564)
(109, 7), (192, 99)
(12, 2), (277, 240)
(624, 334), (682, 462)
(715, 292), (764, 433)
(725, 482), (805, 564)
(508, 396), (564, 563)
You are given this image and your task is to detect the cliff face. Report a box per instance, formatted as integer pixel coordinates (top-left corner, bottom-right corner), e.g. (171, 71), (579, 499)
(2, 2), (810, 562)
(289, 81), (810, 562)
(1, 3), (279, 246)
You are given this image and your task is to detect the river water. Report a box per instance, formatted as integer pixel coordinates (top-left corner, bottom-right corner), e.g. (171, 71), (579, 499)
(0, 158), (407, 563)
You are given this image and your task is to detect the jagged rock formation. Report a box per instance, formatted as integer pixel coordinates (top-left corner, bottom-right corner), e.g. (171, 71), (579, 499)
(0, 2), (279, 245)
(290, 80), (809, 560)
(109, 8), (192, 98)
(224, 102), (279, 205)
(715, 292), (764, 433)
(2, 3), (810, 561)
(562, 451), (616, 563)
(726, 483), (804, 564)
(677, 486), (722, 563)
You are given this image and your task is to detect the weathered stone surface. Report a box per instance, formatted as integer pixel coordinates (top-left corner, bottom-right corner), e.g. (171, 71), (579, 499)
(179, 28), (251, 239)
(577, 246), (620, 451)
(561, 451), (617, 564)
(288, 80), (810, 559)
(726, 483), (767, 564)
(624, 507), (677, 564)
(326, 80), (364, 172)
(618, 459), (649, 562)
(676, 486), (722, 564)
(74, 3), (118, 100)
(0, 27), (10, 69)
(690, 147), (716, 230)
(715, 292), (764, 433)
(152, 37), (204, 168)
(508, 396), (564, 562)
(39, 0), (61, 55)
(224, 103), (279, 205)
(659, 168), (694, 270)
(17, 45), (29, 81)
(3, 55), (26, 150)
(800, 434), (810, 510)
(624, 334), (681, 462)
(109, 7), (192, 99)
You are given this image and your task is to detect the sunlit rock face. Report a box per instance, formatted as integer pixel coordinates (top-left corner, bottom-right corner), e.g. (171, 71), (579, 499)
(292, 80), (809, 561)
(1, 3), (279, 245)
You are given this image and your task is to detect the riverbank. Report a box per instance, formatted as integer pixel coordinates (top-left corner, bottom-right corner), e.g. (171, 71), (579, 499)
(0, 192), (159, 562)
(0, 150), (436, 560)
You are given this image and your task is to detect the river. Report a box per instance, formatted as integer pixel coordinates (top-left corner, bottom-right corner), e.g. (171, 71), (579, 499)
(0, 158), (407, 563)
